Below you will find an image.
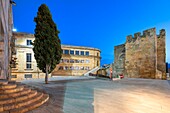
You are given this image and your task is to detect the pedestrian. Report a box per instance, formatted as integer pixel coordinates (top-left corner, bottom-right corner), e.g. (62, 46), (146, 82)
(110, 68), (112, 80)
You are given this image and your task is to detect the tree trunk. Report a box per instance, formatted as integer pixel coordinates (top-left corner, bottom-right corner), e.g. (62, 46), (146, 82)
(45, 65), (48, 84)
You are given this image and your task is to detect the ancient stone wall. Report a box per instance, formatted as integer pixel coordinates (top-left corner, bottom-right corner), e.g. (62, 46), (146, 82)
(113, 44), (125, 76)
(156, 29), (166, 79)
(124, 28), (166, 79)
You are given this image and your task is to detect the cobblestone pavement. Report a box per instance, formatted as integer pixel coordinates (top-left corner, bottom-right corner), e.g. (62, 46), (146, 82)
(22, 77), (170, 113)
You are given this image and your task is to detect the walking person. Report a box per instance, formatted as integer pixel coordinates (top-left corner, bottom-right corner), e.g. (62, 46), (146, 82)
(110, 68), (112, 80)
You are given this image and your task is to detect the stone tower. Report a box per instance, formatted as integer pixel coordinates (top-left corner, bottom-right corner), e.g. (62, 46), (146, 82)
(125, 28), (166, 79)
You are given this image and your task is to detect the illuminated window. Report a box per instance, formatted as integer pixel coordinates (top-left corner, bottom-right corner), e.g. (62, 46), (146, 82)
(85, 67), (90, 70)
(80, 67), (84, 70)
(63, 59), (69, 63)
(70, 59), (74, 63)
(75, 66), (79, 70)
(86, 60), (90, 63)
(60, 59), (63, 63)
(81, 60), (84, 63)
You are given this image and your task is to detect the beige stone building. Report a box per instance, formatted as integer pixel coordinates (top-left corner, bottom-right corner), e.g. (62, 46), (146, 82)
(53, 44), (101, 76)
(11, 32), (101, 80)
(112, 28), (166, 79)
(11, 32), (45, 80)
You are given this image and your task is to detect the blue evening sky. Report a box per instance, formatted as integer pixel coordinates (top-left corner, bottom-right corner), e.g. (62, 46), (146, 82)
(13, 0), (170, 65)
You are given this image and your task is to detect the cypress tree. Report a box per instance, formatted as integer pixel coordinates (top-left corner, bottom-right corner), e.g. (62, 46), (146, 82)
(33, 4), (62, 84)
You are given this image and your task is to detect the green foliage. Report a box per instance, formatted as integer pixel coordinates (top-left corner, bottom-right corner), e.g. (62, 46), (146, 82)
(32, 4), (62, 73)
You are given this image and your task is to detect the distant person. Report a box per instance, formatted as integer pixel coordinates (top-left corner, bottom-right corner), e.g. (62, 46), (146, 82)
(110, 68), (112, 80)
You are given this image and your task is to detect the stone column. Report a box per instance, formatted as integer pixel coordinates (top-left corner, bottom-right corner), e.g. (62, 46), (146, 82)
(0, 0), (12, 79)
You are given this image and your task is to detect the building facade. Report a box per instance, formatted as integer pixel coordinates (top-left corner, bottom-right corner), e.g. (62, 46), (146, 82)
(0, 0), (14, 79)
(113, 28), (166, 79)
(11, 32), (45, 80)
(53, 45), (101, 76)
(11, 32), (101, 80)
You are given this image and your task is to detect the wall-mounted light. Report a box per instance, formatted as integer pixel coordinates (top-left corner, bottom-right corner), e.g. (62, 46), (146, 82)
(12, 28), (17, 32)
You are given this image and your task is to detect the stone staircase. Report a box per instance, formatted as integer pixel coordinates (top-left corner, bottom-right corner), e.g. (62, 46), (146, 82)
(0, 80), (49, 113)
(84, 66), (100, 76)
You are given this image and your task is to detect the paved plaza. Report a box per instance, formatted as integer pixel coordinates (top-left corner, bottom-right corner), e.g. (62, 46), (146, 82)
(22, 76), (170, 113)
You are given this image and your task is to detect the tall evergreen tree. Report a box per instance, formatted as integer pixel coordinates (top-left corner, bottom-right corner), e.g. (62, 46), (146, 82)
(33, 4), (62, 84)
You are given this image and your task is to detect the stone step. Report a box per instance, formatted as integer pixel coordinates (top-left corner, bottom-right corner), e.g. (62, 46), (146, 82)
(0, 106), (3, 112)
(0, 86), (24, 94)
(8, 81), (16, 84)
(3, 92), (44, 111)
(9, 94), (49, 113)
(0, 90), (37, 105)
(0, 88), (31, 99)
(0, 80), (8, 85)
(0, 84), (17, 90)
(0, 111), (9, 113)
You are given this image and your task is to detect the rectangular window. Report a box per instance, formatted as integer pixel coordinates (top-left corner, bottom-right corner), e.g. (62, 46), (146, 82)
(60, 59), (63, 63)
(26, 53), (32, 69)
(80, 67), (84, 70)
(70, 59), (74, 63)
(81, 60), (84, 63)
(26, 53), (31, 62)
(26, 64), (31, 69)
(85, 51), (89, 56)
(75, 51), (79, 55)
(63, 59), (69, 63)
(64, 50), (69, 54)
(64, 66), (69, 70)
(25, 74), (32, 78)
(85, 67), (90, 70)
(59, 66), (63, 70)
(75, 60), (80, 63)
(27, 40), (32, 46)
(86, 60), (90, 63)
(80, 51), (84, 55)
(70, 50), (74, 55)
(11, 75), (17, 78)
(75, 66), (79, 70)
(70, 66), (74, 70)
